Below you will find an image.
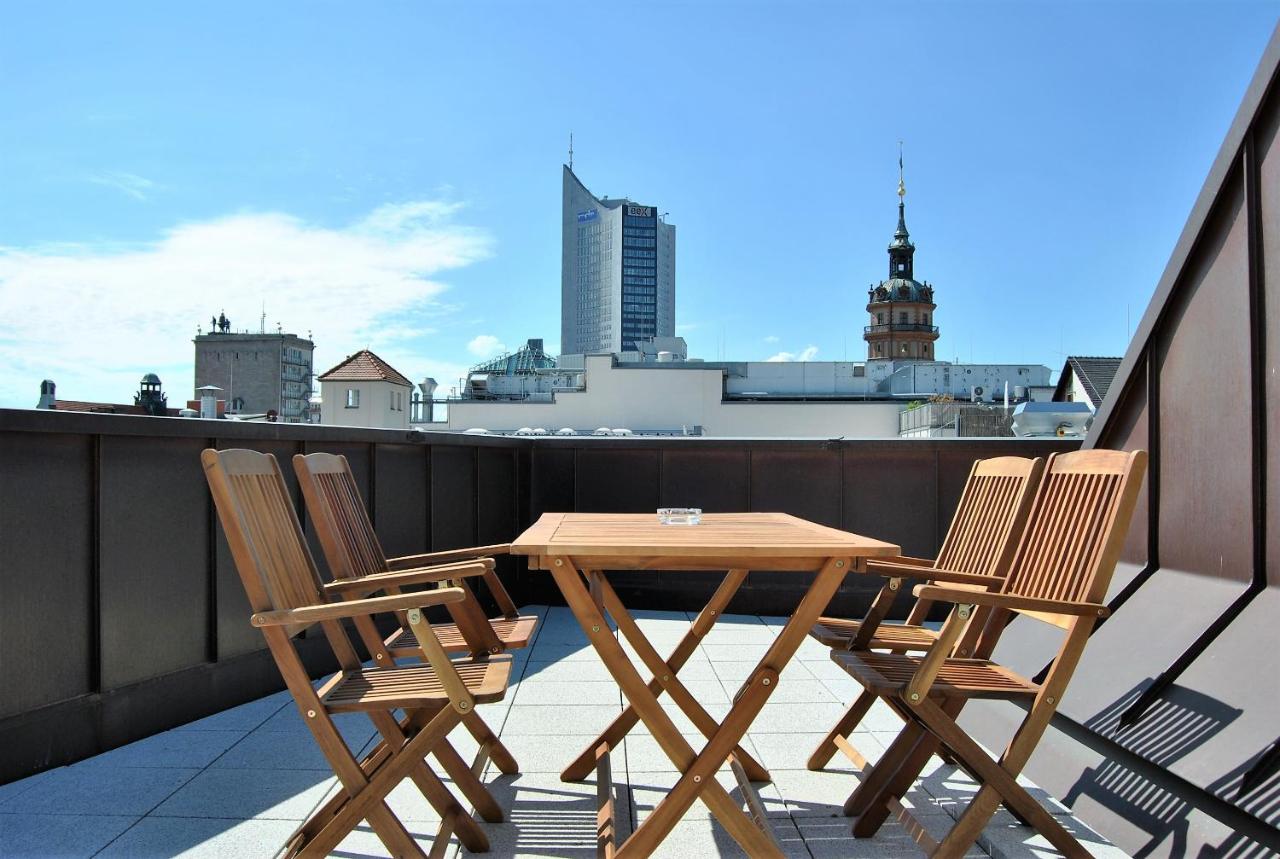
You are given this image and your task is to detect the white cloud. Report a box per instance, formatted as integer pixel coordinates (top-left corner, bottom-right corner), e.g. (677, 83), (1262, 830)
(0, 201), (493, 406)
(763, 335), (779, 344)
(765, 345), (819, 362)
(466, 334), (507, 358)
(87, 170), (156, 201)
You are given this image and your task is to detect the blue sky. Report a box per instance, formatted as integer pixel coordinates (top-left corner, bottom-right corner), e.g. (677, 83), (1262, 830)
(0, 1), (1275, 406)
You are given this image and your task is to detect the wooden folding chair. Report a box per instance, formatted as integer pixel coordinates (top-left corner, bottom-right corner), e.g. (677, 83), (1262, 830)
(204, 448), (520, 857)
(807, 455), (1044, 771)
(834, 449), (1147, 858)
(293, 451), (538, 660)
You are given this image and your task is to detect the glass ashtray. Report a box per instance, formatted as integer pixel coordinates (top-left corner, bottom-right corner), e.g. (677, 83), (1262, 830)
(657, 507), (702, 525)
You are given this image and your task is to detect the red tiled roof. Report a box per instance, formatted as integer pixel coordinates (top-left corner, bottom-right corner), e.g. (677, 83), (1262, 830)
(317, 349), (413, 387)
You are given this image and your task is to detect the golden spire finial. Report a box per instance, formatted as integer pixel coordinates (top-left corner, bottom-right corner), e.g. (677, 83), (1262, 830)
(897, 140), (906, 199)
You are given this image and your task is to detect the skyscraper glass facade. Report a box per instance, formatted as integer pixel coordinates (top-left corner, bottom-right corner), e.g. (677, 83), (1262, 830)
(621, 205), (658, 352)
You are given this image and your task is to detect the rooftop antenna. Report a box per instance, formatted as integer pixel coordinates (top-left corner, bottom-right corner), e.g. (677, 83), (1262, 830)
(260, 302), (266, 334)
(568, 132), (574, 171)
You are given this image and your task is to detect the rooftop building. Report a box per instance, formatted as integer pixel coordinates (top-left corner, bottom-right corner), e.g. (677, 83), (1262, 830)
(317, 348), (414, 429)
(193, 314), (314, 422)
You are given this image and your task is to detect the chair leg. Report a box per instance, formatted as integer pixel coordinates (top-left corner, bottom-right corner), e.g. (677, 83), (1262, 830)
(807, 690), (876, 770)
(462, 710), (520, 775)
(367, 708), (492, 853)
(850, 695), (966, 837)
(913, 696), (1090, 859)
(843, 721), (926, 819)
(852, 729), (941, 837)
(434, 738), (505, 823)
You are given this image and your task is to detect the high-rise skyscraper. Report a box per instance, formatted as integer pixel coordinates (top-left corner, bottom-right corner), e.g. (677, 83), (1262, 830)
(561, 165), (675, 355)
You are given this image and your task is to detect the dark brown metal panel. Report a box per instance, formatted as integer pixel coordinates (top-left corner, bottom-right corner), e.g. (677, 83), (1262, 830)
(1156, 177), (1255, 585)
(1096, 355), (1151, 575)
(98, 435), (209, 688)
(575, 448), (660, 513)
(842, 444), (937, 559)
(529, 445), (575, 519)
(0, 431), (93, 717)
(477, 446), (518, 546)
(373, 444), (429, 558)
(431, 445), (476, 550)
(750, 448), (841, 527)
(212, 438), (300, 660)
(658, 447), (749, 512)
(1260, 74), (1280, 590)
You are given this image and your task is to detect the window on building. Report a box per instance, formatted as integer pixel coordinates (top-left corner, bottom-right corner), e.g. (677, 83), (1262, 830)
(877, 313), (884, 325)
(346, 389), (359, 408)
(899, 312), (908, 324)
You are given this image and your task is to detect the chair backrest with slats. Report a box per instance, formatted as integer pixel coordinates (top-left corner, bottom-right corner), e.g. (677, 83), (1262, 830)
(1002, 449), (1147, 621)
(201, 448), (326, 619)
(934, 456), (1045, 578)
(293, 452), (390, 581)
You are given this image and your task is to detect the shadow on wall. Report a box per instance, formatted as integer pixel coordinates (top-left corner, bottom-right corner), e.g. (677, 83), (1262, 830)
(1061, 681), (1277, 857)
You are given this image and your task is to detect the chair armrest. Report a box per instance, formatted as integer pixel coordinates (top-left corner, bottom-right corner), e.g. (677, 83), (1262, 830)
(867, 560), (1001, 588)
(322, 560), (493, 597)
(251, 588), (466, 627)
(387, 543), (511, 570)
(912, 585), (1110, 618)
(878, 554), (936, 568)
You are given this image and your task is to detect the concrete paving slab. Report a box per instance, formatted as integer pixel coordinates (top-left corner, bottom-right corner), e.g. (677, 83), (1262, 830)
(505, 680), (621, 707)
(72, 730), (246, 771)
(501, 705), (622, 736)
(96, 816), (302, 858)
(150, 768), (334, 820)
(0, 812), (139, 858)
(1, 766), (199, 816)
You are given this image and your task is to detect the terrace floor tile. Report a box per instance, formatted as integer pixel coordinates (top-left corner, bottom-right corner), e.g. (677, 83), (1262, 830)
(0, 606), (1125, 857)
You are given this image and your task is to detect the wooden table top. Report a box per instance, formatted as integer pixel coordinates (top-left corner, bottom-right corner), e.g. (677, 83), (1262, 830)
(511, 512), (899, 566)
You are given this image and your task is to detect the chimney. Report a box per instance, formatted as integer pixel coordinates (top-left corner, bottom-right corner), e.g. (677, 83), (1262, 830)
(37, 379), (56, 409)
(419, 378), (438, 422)
(196, 385), (222, 419)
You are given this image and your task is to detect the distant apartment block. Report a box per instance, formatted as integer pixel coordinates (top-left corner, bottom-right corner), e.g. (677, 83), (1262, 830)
(561, 165), (675, 355)
(193, 314), (314, 421)
(318, 349), (413, 429)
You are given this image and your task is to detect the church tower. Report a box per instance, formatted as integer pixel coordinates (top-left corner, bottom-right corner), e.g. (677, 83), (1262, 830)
(864, 153), (939, 361)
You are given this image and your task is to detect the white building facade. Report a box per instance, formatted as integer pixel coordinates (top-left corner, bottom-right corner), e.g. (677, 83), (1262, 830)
(443, 354), (1052, 439)
(561, 166), (675, 355)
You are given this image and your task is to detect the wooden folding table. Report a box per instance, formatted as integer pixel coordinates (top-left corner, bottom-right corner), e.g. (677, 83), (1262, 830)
(511, 512), (899, 858)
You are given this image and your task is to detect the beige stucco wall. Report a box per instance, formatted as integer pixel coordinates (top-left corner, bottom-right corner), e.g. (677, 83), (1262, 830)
(446, 356), (901, 438)
(320, 379), (411, 429)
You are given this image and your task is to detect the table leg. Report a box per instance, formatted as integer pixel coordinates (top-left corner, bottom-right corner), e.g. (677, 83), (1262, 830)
(561, 568), (765, 782)
(627, 556), (852, 855)
(549, 558), (782, 858)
